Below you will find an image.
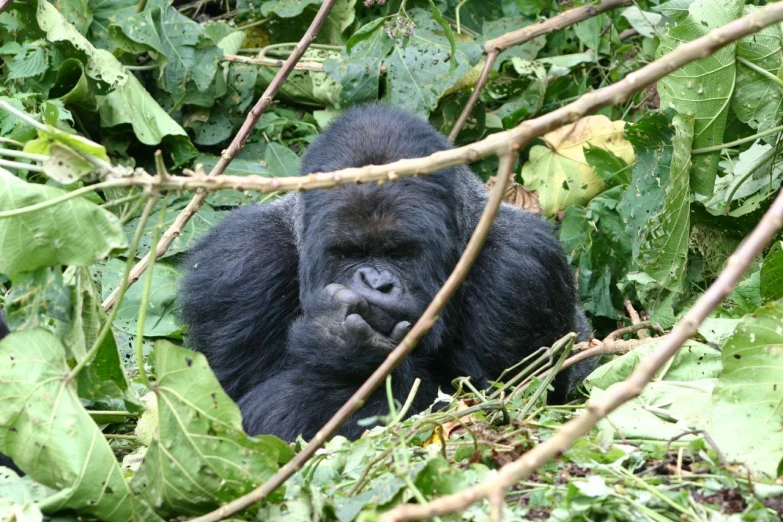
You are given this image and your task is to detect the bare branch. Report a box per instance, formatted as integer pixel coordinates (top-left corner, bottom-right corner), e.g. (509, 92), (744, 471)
(97, 2), (783, 200)
(188, 150), (518, 522)
(101, 0), (340, 310)
(380, 190), (783, 522)
(223, 53), (326, 72)
(624, 299), (649, 338)
(449, 0), (632, 141)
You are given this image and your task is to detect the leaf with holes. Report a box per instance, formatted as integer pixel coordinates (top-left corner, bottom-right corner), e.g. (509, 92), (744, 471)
(732, 5), (783, 133)
(0, 170), (127, 274)
(522, 115), (635, 217)
(707, 301), (783, 478)
(0, 329), (161, 521)
(130, 341), (293, 518)
(656, 0), (743, 195)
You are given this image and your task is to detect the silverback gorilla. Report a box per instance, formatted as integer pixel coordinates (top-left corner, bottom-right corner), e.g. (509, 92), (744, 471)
(180, 104), (592, 442)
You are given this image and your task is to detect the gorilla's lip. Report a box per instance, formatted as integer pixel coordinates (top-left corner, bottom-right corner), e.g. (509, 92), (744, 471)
(362, 306), (411, 337)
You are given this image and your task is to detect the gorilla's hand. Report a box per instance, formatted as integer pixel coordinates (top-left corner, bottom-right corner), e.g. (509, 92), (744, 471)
(290, 284), (410, 374)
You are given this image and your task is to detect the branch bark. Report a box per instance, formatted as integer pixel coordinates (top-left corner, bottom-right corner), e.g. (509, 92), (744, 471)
(449, 0), (632, 141)
(97, 1), (783, 199)
(379, 167), (783, 521)
(100, 0), (339, 310)
(188, 150), (517, 522)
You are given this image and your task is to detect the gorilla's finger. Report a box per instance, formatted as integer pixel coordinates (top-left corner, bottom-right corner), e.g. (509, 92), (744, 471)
(324, 283), (347, 301)
(345, 314), (392, 349)
(334, 288), (369, 315)
(389, 321), (411, 342)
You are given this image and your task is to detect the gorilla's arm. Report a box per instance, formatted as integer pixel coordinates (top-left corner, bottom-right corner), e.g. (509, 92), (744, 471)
(239, 356), (437, 441)
(452, 206), (592, 400)
(179, 198), (300, 400)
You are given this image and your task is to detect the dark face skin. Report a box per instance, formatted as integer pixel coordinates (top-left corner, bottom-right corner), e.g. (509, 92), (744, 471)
(297, 179), (461, 357)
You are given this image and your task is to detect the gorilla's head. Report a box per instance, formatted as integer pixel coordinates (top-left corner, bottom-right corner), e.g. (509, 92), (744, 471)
(295, 104), (482, 351)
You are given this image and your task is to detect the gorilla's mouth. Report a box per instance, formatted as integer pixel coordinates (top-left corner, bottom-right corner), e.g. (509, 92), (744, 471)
(362, 306), (410, 338)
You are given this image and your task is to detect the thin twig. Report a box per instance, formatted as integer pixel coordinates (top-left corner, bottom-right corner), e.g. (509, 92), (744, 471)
(67, 194), (158, 381)
(101, 0), (340, 311)
(448, 52), (497, 142)
(624, 299), (649, 339)
(188, 150), (517, 522)
(223, 54), (326, 72)
(380, 190), (783, 521)
(448, 0), (633, 139)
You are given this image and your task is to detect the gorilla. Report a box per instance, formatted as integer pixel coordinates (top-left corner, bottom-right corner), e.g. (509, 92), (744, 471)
(180, 104), (593, 442)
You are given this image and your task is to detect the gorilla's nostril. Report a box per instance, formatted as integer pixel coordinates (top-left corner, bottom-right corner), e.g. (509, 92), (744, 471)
(376, 282), (394, 293)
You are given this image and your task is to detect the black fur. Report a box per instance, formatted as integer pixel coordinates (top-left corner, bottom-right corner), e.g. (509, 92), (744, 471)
(181, 104), (592, 442)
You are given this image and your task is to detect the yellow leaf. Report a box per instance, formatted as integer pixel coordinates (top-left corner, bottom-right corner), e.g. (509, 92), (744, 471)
(521, 115), (635, 216)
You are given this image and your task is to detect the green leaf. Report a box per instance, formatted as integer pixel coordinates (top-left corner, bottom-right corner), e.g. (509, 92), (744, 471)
(0, 329), (161, 521)
(87, 0), (137, 49)
(196, 154), (273, 207)
(123, 201), (226, 258)
(110, 6), (223, 96)
(620, 7), (664, 39)
(265, 142), (300, 177)
(384, 9), (474, 117)
(732, 5), (783, 133)
(324, 21), (392, 108)
(656, 0), (743, 195)
(6, 267), (71, 330)
(0, 170), (127, 274)
(620, 113), (693, 299)
(37, 0), (128, 89)
(522, 115), (635, 216)
(708, 301), (783, 478)
(7, 44), (48, 80)
(101, 259), (183, 338)
(482, 16), (545, 67)
(761, 241), (783, 303)
(587, 340), (722, 439)
(130, 341), (293, 518)
(559, 187), (632, 320)
(260, 0), (320, 18)
(98, 73), (197, 165)
(698, 142), (781, 217)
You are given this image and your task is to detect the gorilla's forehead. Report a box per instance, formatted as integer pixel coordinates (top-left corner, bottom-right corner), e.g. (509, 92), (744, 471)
(300, 181), (456, 246)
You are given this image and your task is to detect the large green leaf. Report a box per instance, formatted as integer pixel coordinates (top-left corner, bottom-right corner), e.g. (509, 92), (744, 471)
(0, 170), (127, 274)
(587, 340), (722, 440)
(98, 73), (197, 165)
(656, 0), (743, 196)
(620, 113), (693, 304)
(130, 341), (293, 518)
(100, 259), (183, 338)
(37, 0), (127, 89)
(732, 5), (783, 132)
(110, 5), (222, 97)
(0, 329), (161, 521)
(708, 301), (783, 478)
(384, 9), (475, 117)
(761, 241), (783, 303)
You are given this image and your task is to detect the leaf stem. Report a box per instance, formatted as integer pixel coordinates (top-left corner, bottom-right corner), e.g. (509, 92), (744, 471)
(68, 194), (159, 380)
(0, 147), (48, 162)
(0, 158), (45, 173)
(736, 56), (783, 91)
(0, 179), (129, 218)
(135, 196), (168, 389)
(692, 123), (783, 154)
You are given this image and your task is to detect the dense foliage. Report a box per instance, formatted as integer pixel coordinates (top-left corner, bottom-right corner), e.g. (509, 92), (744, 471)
(0, 0), (781, 520)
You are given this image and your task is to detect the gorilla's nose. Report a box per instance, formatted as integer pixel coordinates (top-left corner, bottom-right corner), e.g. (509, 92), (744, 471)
(355, 267), (400, 295)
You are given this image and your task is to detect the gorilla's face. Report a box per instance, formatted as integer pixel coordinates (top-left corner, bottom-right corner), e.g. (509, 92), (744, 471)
(298, 179), (460, 350)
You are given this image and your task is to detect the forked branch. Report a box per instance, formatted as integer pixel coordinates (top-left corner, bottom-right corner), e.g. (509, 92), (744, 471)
(448, 0), (632, 141)
(101, 0), (339, 310)
(189, 3), (783, 520)
(381, 189), (783, 521)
